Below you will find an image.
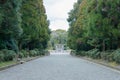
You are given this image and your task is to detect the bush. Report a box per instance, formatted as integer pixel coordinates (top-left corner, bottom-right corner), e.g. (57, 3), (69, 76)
(35, 49), (42, 56)
(71, 48), (120, 64)
(29, 50), (37, 57)
(39, 50), (50, 56)
(21, 50), (28, 58)
(87, 49), (100, 59)
(18, 52), (24, 58)
(76, 51), (86, 56)
(113, 49), (120, 63)
(107, 52), (114, 62)
(100, 51), (114, 62)
(2, 49), (16, 61)
(28, 49), (50, 57)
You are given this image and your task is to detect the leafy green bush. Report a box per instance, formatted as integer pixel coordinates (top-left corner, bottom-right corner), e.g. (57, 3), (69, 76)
(76, 51), (86, 56)
(18, 52), (24, 58)
(21, 50), (28, 58)
(100, 52), (108, 60)
(87, 49), (100, 59)
(71, 48), (120, 64)
(2, 49), (16, 61)
(100, 51), (114, 62)
(27, 49), (50, 57)
(35, 49), (42, 56)
(29, 50), (37, 57)
(113, 49), (120, 63)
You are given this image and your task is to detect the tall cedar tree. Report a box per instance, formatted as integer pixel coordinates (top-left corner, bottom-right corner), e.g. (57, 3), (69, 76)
(19, 0), (50, 50)
(0, 0), (22, 52)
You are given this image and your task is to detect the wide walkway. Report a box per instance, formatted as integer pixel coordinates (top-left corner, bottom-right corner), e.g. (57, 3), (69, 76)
(0, 52), (120, 80)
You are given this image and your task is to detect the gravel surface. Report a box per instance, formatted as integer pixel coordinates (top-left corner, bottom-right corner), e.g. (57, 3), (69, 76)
(0, 52), (120, 80)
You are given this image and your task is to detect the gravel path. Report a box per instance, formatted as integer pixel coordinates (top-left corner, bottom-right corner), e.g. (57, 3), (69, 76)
(0, 52), (120, 80)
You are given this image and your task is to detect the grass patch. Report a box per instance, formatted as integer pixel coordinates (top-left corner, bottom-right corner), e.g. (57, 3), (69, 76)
(108, 62), (118, 67)
(0, 61), (16, 68)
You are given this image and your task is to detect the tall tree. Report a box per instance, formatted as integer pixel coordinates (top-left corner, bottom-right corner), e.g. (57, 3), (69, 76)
(19, 0), (50, 50)
(68, 0), (120, 51)
(0, 0), (22, 52)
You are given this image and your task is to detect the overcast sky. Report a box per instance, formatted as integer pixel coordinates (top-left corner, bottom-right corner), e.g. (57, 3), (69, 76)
(43, 0), (77, 31)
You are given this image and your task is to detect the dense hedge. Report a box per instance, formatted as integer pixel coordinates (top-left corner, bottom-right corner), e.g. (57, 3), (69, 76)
(0, 49), (50, 62)
(0, 49), (16, 62)
(71, 49), (120, 64)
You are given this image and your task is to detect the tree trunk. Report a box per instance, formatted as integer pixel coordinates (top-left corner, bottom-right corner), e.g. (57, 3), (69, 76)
(117, 38), (120, 48)
(102, 40), (105, 51)
(15, 52), (19, 62)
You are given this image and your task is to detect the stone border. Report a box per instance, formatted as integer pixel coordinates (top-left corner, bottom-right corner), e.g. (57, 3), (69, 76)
(0, 56), (46, 71)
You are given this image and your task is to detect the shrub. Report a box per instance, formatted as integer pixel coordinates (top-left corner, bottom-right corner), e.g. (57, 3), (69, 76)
(87, 49), (100, 59)
(39, 50), (50, 56)
(21, 50), (28, 58)
(35, 49), (41, 56)
(18, 52), (24, 58)
(2, 49), (16, 61)
(28, 49), (50, 57)
(76, 51), (86, 56)
(101, 52), (109, 60)
(107, 51), (114, 62)
(29, 50), (37, 57)
(100, 51), (114, 62)
(113, 49), (120, 63)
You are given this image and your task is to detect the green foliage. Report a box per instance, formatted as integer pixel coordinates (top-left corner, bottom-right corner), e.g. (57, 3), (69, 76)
(113, 49), (120, 63)
(0, 0), (50, 62)
(0, 51), (4, 62)
(20, 0), (50, 50)
(29, 50), (38, 57)
(71, 49), (120, 64)
(76, 51), (87, 56)
(29, 49), (49, 57)
(68, 0), (120, 64)
(18, 52), (25, 58)
(0, 0), (50, 51)
(2, 49), (16, 61)
(20, 50), (28, 58)
(49, 29), (67, 49)
(68, 0), (120, 51)
(87, 49), (100, 59)
(0, 0), (22, 51)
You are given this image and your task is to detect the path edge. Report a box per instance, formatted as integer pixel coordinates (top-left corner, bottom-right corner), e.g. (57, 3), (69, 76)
(70, 54), (120, 72)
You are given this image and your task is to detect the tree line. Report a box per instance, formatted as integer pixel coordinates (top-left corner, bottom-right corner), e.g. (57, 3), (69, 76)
(48, 29), (67, 50)
(68, 0), (120, 63)
(0, 0), (50, 61)
(68, 0), (120, 51)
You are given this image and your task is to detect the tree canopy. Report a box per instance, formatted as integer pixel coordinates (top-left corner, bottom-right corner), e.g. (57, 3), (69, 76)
(67, 0), (120, 51)
(0, 0), (50, 52)
(49, 29), (67, 49)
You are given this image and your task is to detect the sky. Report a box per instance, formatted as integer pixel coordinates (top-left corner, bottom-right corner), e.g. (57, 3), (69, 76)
(43, 0), (77, 31)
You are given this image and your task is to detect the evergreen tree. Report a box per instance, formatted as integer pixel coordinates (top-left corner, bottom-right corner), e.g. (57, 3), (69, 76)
(68, 0), (120, 51)
(0, 0), (22, 52)
(19, 0), (50, 50)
